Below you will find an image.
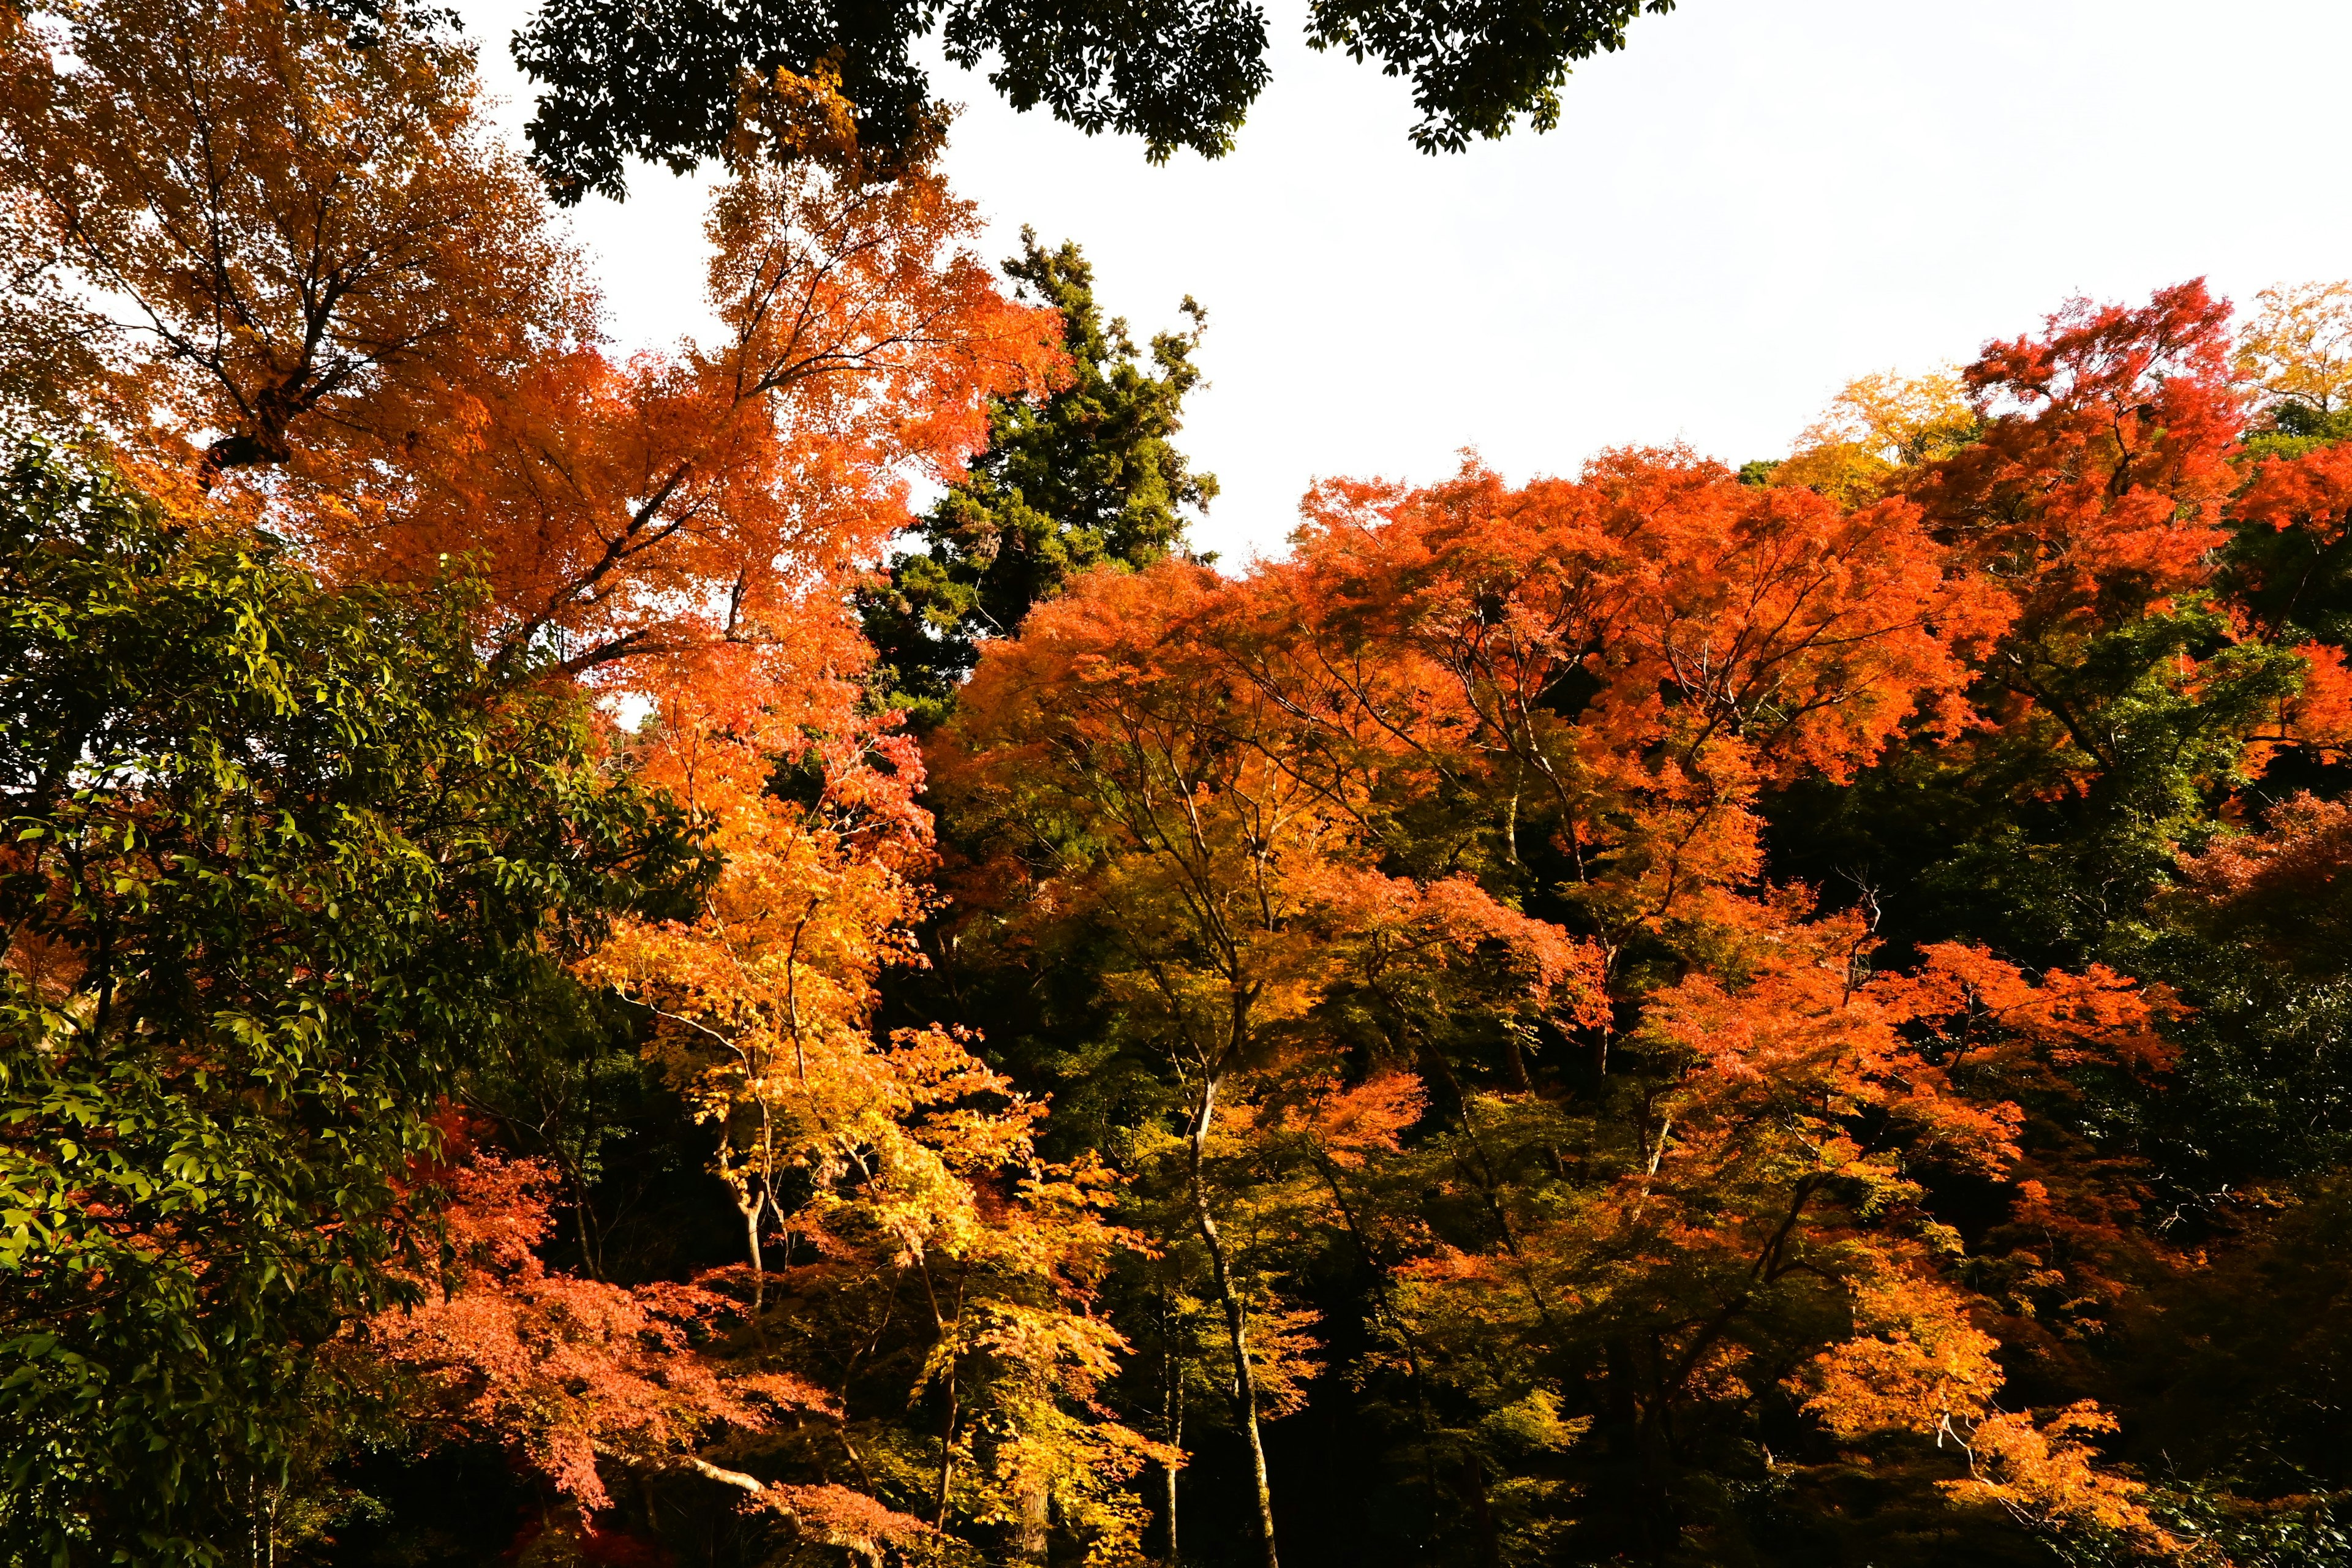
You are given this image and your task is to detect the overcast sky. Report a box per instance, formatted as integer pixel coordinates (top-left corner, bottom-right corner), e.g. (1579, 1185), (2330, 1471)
(466, 0), (2352, 564)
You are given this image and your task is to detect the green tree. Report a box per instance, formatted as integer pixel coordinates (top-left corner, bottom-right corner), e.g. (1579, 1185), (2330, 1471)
(511, 0), (1678, 203)
(0, 443), (706, 1564)
(861, 231), (1216, 724)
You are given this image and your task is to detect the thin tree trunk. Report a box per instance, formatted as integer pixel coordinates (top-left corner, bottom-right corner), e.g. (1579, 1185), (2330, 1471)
(1462, 1455), (1499, 1568)
(1503, 1028), (1534, 1093)
(924, 1265), (965, 1527)
(1188, 1072), (1280, 1568)
(933, 1367), (958, 1525)
(739, 1191), (764, 1311)
(1163, 1324), (1184, 1567)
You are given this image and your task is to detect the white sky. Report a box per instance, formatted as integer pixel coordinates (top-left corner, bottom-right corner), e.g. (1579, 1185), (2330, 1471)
(465, 0), (2352, 565)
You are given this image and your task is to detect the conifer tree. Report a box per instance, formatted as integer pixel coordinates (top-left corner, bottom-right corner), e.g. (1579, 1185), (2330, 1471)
(862, 231), (1216, 724)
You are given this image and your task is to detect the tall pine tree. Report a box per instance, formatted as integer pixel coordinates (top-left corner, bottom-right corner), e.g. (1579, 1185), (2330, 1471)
(862, 230), (1216, 725)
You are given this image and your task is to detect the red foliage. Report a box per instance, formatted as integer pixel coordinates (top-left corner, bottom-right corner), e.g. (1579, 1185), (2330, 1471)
(367, 1150), (832, 1512)
(2171, 792), (2352, 973)
(1913, 279), (2241, 633)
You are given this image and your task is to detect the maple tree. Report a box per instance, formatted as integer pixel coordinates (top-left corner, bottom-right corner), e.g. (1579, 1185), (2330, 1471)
(279, 69), (1060, 679)
(1765, 367), (1977, 507)
(2237, 280), (2352, 422)
(938, 556), (1614, 1566)
(918, 287), (2352, 1566)
(0, 10), (1116, 1558)
(0, 0), (576, 472)
(1243, 448), (2006, 951)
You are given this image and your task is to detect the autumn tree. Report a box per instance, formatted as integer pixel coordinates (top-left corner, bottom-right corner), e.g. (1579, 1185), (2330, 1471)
(0, 0), (578, 472)
(535, 639), (1172, 1561)
(1253, 450), (2003, 953)
(0, 3), (1063, 677)
(930, 445), (2005, 1558)
(1766, 366), (1977, 507)
(2236, 279), (2352, 448)
(317, 82), (1053, 682)
(938, 556), (1615, 1566)
(926, 428), (2233, 1564)
(0, 10), (1133, 1556)
(1737, 282), (2352, 1559)
(17, 17), (2352, 1555)
(1770, 281), (2351, 971)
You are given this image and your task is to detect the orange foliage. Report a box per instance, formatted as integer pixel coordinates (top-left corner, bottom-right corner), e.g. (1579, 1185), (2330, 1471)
(1802, 1267), (2005, 1437)
(1270, 1071), (1431, 1170)
(1257, 451), (2004, 929)
(1621, 916), (2174, 1300)
(1804, 1271), (2179, 1553)
(1950, 1406), (2180, 1555)
(948, 482), (2193, 1551)
(2232, 450), (2352, 748)
(2171, 792), (2352, 974)
(947, 553), (1610, 1050)
(296, 72), (1062, 674)
(2234, 438), (2352, 549)
(0, 7), (1062, 678)
(1880, 942), (2179, 1077)
(0, 0), (576, 468)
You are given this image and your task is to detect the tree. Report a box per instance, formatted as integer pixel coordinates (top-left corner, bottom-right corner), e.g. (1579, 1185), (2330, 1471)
(290, 67), (1063, 679)
(1769, 367), (1977, 508)
(1913, 280), (2242, 641)
(510, 0), (1679, 201)
(0, 442), (703, 1564)
(0, 7), (1064, 678)
(0, 24), (1114, 1555)
(1768, 282), (2351, 974)
(1262, 450), (2004, 949)
(2237, 281), (2352, 421)
(0, 0), (578, 472)
(927, 432), (2231, 1564)
(2226, 410), (2352, 651)
(573, 643), (1173, 1562)
(939, 556), (1612, 1567)
(861, 229), (1216, 723)
(361, 1139), (972, 1564)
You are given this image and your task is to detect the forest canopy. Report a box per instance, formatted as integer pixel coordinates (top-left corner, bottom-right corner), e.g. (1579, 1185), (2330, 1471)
(3, 2), (2352, 1567)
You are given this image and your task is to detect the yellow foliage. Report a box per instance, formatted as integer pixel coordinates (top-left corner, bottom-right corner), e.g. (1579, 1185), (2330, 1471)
(1775, 368), (1975, 506)
(2235, 279), (2352, 415)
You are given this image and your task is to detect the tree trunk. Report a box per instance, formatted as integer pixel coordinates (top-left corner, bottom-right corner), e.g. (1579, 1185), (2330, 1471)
(933, 1369), (958, 1525)
(1162, 1336), (1184, 1567)
(1014, 1464), (1050, 1564)
(1461, 1455), (1499, 1568)
(1503, 1028), (1534, 1092)
(1188, 1073), (1280, 1568)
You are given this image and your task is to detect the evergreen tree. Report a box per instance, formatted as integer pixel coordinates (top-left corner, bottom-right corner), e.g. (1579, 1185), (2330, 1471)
(862, 231), (1216, 725)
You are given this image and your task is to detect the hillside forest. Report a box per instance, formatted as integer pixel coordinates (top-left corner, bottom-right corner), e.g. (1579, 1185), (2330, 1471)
(5, 4), (2352, 1567)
